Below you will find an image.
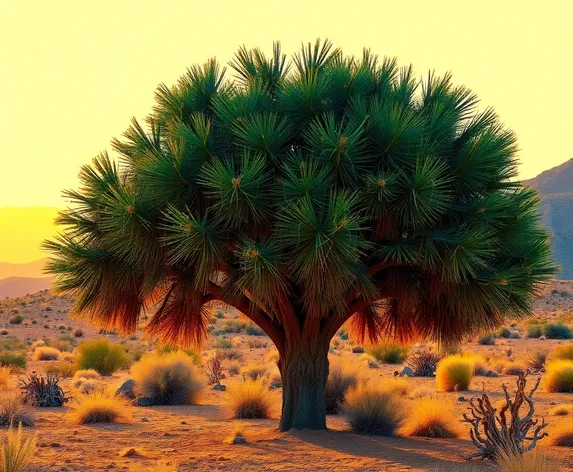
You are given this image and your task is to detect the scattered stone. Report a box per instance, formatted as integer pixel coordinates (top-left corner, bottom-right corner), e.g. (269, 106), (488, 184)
(140, 417), (149, 422)
(213, 383), (226, 391)
(457, 396), (466, 402)
(134, 396), (154, 407)
(398, 366), (414, 377)
(539, 335), (547, 340)
(116, 379), (136, 399)
(232, 435), (247, 444)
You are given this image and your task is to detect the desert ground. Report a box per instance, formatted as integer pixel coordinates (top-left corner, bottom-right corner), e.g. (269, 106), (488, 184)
(1, 280), (573, 471)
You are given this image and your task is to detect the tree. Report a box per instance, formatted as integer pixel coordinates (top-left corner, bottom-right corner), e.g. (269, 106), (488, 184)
(44, 39), (556, 431)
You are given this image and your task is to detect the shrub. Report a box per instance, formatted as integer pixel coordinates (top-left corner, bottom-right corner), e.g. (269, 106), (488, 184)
(43, 361), (77, 378)
(245, 323), (265, 336)
(497, 451), (556, 472)
(9, 315), (24, 325)
(240, 363), (267, 381)
(227, 379), (274, 419)
(0, 390), (34, 426)
(382, 378), (410, 396)
(0, 368), (9, 389)
(203, 354), (225, 385)
(544, 360), (573, 393)
(228, 362), (240, 376)
(548, 404), (572, 416)
(502, 362), (527, 376)
(325, 363), (358, 414)
(342, 384), (405, 436)
(543, 323), (573, 339)
(19, 373), (68, 407)
(478, 334), (496, 345)
(407, 348), (441, 377)
(527, 324), (544, 338)
(131, 352), (202, 405)
(549, 423), (573, 447)
(368, 341), (408, 364)
(73, 369), (99, 381)
(553, 344), (573, 361)
(0, 423), (37, 472)
(69, 391), (132, 424)
(213, 339), (232, 349)
(215, 311), (225, 319)
(220, 320), (245, 333)
(527, 349), (548, 372)
(408, 386), (434, 399)
(265, 350), (279, 364)
(32, 346), (61, 361)
(436, 355), (473, 391)
(401, 396), (459, 438)
(73, 328), (83, 338)
(76, 339), (128, 375)
(498, 327), (511, 338)
(0, 353), (26, 370)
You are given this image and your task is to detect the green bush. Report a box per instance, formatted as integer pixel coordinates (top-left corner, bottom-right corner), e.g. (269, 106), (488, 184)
(215, 311), (225, 319)
(368, 342), (408, 364)
(9, 314), (24, 325)
(213, 339), (233, 349)
(478, 334), (495, 345)
(527, 324), (544, 338)
(76, 339), (128, 375)
(245, 323), (265, 336)
(0, 351), (26, 369)
(220, 320), (246, 333)
(543, 323), (573, 340)
(498, 327), (511, 338)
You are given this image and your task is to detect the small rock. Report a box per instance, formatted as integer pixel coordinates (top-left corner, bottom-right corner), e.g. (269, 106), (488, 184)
(213, 383), (226, 391)
(140, 417), (149, 422)
(398, 366), (414, 377)
(50, 442), (61, 448)
(116, 379), (136, 399)
(233, 435), (247, 444)
(539, 335), (547, 340)
(134, 396), (154, 407)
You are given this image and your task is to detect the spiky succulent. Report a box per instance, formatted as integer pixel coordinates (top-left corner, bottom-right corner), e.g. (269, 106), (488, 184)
(44, 39), (555, 351)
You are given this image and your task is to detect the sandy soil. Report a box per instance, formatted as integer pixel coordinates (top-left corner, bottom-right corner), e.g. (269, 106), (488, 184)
(1, 280), (573, 471)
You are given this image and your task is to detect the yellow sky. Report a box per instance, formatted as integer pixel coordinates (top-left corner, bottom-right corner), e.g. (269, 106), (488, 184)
(0, 0), (571, 209)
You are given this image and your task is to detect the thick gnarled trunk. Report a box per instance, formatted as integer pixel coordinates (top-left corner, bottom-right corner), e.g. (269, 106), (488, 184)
(278, 340), (330, 431)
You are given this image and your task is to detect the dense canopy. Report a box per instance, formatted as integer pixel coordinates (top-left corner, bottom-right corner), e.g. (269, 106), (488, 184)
(45, 39), (555, 351)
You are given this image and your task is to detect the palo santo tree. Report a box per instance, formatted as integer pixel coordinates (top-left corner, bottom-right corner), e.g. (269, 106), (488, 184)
(44, 39), (555, 431)
(462, 372), (548, 461)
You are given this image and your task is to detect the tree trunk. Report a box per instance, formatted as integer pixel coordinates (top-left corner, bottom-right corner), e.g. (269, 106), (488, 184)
(278, 340), (330, 431)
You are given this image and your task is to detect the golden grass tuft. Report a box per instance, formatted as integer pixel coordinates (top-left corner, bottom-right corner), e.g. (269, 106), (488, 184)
(544, 360), (573, 393)
(552, 344), (573, 361)
(0, 390), (34, 426)
(264, 350), (279, 364)
(0, 367), (11, 389)
(227, 379), (275, 419)
(548, 404), (573, 416)
(342, 384), (405, 436)
(32, 346), (61, 361)
(240, 363), (267, 381)
(381, 378), (409, 396)
(497, 451), (556, 472)
(549, 421), (573, 447)
(69, 391), (132, 424)
(401, 396), (460, 438)
(325, 361), (359, 413)
(73, 369), (99, 381)
(0, 423), (37, 472)
(131, 352), (202, 405)
(43, 361), (77, 378)
(435, 355), (473, 392)
(409, 386), (434, 399)
(501, 362), (528, 376)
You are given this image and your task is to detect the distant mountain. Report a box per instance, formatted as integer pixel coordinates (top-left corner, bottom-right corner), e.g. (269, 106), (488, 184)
(0, 259), (47, 279)
(524, 158), (573, 279)
(0, 277), (52, 299)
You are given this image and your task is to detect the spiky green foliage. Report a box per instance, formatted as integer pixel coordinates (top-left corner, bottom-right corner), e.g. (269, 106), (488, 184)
(45, 39), (555, 353)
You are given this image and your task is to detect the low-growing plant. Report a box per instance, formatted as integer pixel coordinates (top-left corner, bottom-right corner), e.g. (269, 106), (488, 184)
(73, 328), (83, 337)
(32, 346), (61, 361)
(436, 355), (473, 391)
(401, 396), (459, 438)
(227, 379), (274, 419)
(0, 423), (37, 472)
(342, 384), (405, 436)
(203, 353), (225, 385)
(9, 315), (24, 325)
(502, 362), (527, 376)
(543, 323), (573, 340)
(549, 423), (573, 447)
(245, 323), (265, 336)
(407, 348), (441, 377)
(76, 339), (128, 375)
(228, 362), (240, 376)
(131, 352), (202, 405)
(213, 339), (232, 349)
(544, 360), (573, 393)
(527, 349), (548, 373)
(552, 344), (573, 361)
(43, 361), (77, 378)
(548, 404), (572, 416)
(325, 362), (358, 414)
(0, 353), (26, 370)
(220, 320), (245, 333)
(527, 324), (544, 338)
(368, 341), (408, 364)
(19, 373), (68, 407)
(497, 450), (556, 472)
(0, 367), (10, 389)
(498, 327), (512, 338)
(69, 391), (132, 424)
(240, 363), (267, 381)
(0, 390), (34, 426)
(478, 334), (496, 345)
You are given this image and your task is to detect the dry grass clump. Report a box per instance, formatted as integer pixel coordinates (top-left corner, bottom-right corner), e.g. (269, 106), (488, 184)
(368, 341), (408, 364)
(407, 348), (441, 377)
(131, 352), (202, 405)
(264, 350), (279, 364)
(549, 421), (573, 447)
(0, 423), (37, 472)
(527, 349), (548, 372)
(548, 404), (573, 416)
(0, 367), (10, 389)
(32, 346), (61, 361)
(544, 360), (573, 393)
(43, 361), (77, 378)
(401, 396), (460, 438)
(436, 355), (473, 391)
(497, 451), (556, 472)
(0, 390), (34, 426)
(240, 363), (267, 381)
(325, 362), (359, 414)
(227, 379), (274, 419)
(382, 378), (410, 396)
(69, 391), (132, 424)
(342, 384), (405, 436)
(502, 362), (527, 376)
(409, 386), (434, 399)
(552, 344), (573, 361)
(73, 369), (99, 381)
(76, 339), (128, 375)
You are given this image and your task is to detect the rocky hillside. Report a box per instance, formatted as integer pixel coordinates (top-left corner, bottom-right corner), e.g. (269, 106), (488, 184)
(525, 158), (573, 279)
